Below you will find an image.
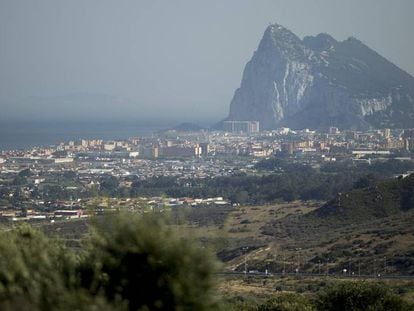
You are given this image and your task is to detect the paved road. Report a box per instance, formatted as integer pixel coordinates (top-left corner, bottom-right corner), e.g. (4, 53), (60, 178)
(217, 271), (414, 280)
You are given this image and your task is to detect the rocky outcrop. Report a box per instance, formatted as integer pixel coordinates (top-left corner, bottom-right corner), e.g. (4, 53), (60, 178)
(227, 24), (414, 130)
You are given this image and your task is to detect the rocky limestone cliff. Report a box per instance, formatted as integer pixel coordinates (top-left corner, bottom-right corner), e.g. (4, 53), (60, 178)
(227, 24), (414, 130)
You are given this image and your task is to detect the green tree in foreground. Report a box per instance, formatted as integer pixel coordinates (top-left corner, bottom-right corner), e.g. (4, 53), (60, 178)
(79, 213), (220, 310)
(0, 213), (220, 311)
(1, 218), (413, 311)
(0, 225), (111, 311)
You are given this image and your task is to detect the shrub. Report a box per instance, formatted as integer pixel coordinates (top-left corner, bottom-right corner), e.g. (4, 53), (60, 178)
(258, 293), (315, 311)
(78, 213), (220, 310)
(0, 213), (220, 311)
(316, 282), (413, 311)
(0, 225), (111, 311)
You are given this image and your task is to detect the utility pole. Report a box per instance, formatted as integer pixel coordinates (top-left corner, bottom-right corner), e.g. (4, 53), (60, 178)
(358, 261), (361, 277)
(326, 258), (330, 276)
(243, 247), (248, 274)
(384, 256), (387, 275)
(244, 253), (247, 274)
(295, 248), (302, 275)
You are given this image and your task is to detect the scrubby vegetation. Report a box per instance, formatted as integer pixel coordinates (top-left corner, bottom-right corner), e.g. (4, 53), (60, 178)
(2, 171), (414, 310)
(0, 213), (219, 311)
(126, 159), (414, 204)
(1, 210), (414, 310)
(224, 282), (413, 311)
(3, 157), (413, 207)
(315, 282), (413, 311)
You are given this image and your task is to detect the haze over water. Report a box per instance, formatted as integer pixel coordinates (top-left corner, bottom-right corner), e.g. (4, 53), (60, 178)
(1, 0), (413, 125)
(0, 122), (168, 151)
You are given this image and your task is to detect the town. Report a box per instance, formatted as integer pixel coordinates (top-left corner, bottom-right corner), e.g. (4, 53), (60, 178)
(1, 121), (414, 222)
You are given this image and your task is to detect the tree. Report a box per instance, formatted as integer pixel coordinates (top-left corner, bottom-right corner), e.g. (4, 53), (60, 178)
(353, 174), (377, 189)
(0, 213), (221, 311)
(0, 225), (111, 311)
(79, 213), (220, 310)
(100, 175), (120, 195)
(18, 168), (32, 178)
(230, 190), (249, 204)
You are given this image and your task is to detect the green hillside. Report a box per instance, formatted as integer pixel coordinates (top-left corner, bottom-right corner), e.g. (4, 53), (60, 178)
(313, 174), (414, 221)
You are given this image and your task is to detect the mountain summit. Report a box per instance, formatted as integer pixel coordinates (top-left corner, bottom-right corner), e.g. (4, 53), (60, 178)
(227, 24), (414, 130)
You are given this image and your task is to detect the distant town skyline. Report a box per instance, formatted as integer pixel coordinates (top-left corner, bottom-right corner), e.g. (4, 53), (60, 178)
(1, 0), (413, 123)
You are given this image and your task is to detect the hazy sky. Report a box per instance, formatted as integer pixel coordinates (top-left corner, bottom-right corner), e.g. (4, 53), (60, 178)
(1, 0), (413, 123)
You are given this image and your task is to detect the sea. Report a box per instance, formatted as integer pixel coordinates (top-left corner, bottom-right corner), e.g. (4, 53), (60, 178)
(0, 121), (170, 151)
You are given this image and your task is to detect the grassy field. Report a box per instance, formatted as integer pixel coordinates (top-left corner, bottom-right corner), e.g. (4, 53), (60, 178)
(166, 202), (414, 275)
(218, 275), (414, 305)
(37, 200), (414, 276)
(28, 199), (414, 304)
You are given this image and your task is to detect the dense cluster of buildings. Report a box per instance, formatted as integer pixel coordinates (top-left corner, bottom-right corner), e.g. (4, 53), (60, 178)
(3, 124), (412, 162)
(1, 124), (414, 221)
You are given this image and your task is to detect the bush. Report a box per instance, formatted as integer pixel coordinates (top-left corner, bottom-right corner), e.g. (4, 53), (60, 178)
(78, 213), (220, 310)
(0, 213), (220, 311)
(258, 293), (315, 311)
(316, 282), (413, 311)
(0, 225), (110, 311)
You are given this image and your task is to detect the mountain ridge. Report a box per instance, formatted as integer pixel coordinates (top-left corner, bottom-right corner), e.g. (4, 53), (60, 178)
(226, 23), (414, 130)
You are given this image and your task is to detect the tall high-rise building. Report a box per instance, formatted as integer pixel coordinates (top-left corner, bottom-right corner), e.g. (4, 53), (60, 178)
(384, 128), (391, 139)
(223, 121), (260, 133)
(199, 143), (210, 156)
